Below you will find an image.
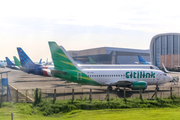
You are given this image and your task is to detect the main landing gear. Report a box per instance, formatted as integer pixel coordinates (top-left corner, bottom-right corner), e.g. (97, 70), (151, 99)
(107, 86), (112, 91)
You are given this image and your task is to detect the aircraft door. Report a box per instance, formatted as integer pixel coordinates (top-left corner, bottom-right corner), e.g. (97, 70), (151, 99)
(156, 73), (160, 84)
(77, 72), (82, 82)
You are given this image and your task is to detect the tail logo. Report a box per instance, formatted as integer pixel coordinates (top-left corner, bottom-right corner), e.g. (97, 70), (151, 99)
(61, 61), (74, 66)
(56, 53), (68, 59)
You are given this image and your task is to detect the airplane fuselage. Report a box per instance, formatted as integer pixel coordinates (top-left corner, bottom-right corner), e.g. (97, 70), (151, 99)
(53, 68), (172, 88)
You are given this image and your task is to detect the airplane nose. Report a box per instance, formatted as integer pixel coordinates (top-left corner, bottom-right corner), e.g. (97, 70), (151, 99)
(169, 76), (173, 82)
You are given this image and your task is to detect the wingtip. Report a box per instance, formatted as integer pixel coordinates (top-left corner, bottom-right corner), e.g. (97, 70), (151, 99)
(162, 63), (169, 73)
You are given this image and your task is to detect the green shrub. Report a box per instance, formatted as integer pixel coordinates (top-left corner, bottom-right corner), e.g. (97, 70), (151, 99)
(10, 96), (180, 116)
(33, 88), (42, 106)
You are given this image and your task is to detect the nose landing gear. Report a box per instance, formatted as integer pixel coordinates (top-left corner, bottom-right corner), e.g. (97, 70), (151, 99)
(151, 85), (159, 98)
(170, 76), (179, 85)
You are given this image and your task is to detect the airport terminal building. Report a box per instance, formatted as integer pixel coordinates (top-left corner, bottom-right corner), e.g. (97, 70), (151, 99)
(150, 33), (180, 69)
(68, 47), (150, 64)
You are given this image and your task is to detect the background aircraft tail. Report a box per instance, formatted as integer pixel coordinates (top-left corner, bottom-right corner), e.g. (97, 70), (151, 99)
(48, 41), (80, 71)
(17, 47), (36, 68)
(39, 59), (42, 64)
(5, 57), (15, 66)
(13, 56), (21, 67)
(89, 57), (97, 64)
(138, 55), (148, 64)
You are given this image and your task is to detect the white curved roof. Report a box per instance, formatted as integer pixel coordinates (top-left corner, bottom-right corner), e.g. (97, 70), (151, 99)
(150, 33), (180, 49)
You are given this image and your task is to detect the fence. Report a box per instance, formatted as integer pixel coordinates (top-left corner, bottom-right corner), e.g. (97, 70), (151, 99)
(1, 86), (180, 103)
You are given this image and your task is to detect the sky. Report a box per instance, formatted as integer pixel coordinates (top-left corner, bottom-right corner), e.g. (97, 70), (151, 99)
(0, 0), (180, 62)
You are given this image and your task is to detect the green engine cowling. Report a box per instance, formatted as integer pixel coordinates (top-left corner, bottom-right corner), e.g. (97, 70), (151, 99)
(130, 81), (147, 90)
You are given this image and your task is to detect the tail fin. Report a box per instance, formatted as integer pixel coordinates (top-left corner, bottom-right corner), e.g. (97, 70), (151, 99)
(48, 41), (79, 71)
(17, 47), (36, 68)
(45, 58), (48, 65)
(89, 57), (97, 64)
(46, 58), (48, 63)
(5, 57), (15, 66)
(13, 56), (21, 67)
(138, 55), (148, 64)
(39, 59), (42, 64)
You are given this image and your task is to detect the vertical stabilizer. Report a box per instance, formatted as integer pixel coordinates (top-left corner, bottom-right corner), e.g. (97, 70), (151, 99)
(5, 57), (15, 66)
(39, 59), (42, 64)
(48, 41), (80, 71)
(138, 55), (148, 64)
(17, 47), (35, 68)
(13, 56), (21, 67)
(89, 57), (97, 64)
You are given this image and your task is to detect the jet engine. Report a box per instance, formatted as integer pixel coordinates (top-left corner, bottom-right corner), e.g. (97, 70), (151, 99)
(130, 81), (147, 90)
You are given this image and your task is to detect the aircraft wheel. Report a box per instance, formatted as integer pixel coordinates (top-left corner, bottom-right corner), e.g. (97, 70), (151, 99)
(117, 88), (120, 92)
(107, 86), (113, 91)
(156, 86), (159, 91)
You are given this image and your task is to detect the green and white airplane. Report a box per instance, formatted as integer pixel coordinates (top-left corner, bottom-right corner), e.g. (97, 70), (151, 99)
(48, 41), (173, 90)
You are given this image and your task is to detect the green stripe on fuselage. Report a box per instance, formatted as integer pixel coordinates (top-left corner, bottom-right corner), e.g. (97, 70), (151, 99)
(53, 70), (100, 86)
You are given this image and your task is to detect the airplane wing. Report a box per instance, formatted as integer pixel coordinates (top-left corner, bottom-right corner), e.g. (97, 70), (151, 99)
(162, 63), (180, 74)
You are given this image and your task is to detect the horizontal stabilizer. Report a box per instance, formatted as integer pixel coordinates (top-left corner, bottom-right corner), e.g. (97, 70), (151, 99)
(51, 70), (67, 76)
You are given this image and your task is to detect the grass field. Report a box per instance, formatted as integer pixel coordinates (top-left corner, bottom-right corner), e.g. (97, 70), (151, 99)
(1, 106), (180, 120)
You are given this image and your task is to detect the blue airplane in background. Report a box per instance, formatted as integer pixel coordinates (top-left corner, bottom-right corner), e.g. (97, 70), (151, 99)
(0, 60), (6, 68)
(138, 55), (149, 64)
(5, 57), (19, 69)
(17, 47), (45, 75)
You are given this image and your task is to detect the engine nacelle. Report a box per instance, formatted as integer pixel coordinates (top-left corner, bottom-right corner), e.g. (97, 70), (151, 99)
(130, 81), (147, 90)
